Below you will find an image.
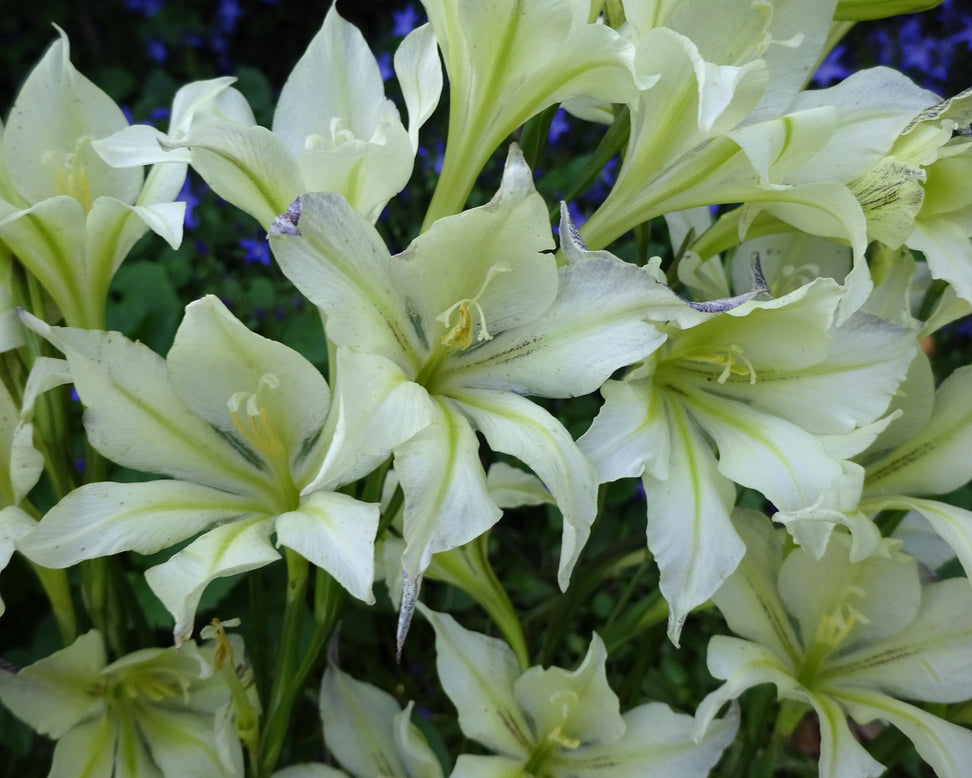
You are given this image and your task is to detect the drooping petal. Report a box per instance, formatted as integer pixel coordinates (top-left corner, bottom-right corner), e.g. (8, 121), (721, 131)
(394, 399), (500, 643)
(835, 688), (972, 778)
(805, 690), (887, 778)
(695, 635), (800, 739)
(18, 480), (263, 569)
(642, 397), (742, 644)
(145, 517), (279, 645)
(421, 607), (533, 759)
(275, 491), (379, 604)
(862, 496), (972, 586)
(451, 388), (596, 589)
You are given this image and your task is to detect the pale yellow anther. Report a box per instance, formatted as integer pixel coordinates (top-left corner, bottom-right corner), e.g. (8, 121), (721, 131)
(226, 373), (287, 461)
(437, 261), (512, 350)
(685, 344), (758, 384)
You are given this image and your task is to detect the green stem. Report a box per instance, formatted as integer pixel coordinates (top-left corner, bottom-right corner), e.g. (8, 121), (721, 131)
(257, 549), (309, 778)
(28, 561), (77, 645)
(430, 534), (530, 670)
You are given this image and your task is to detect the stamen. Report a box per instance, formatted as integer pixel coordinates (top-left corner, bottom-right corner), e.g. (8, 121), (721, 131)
(684, 344), (758, 384)
(436, 261), (512, 349)
(227, 373), (287, 461)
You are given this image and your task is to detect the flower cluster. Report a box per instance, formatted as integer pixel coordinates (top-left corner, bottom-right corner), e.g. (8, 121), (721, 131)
(1, 1), (971, 777)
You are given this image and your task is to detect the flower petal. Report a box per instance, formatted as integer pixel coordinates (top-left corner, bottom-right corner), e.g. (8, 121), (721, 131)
(168, 295), (330, 472)
(514, 633), (624, 747)
(826, 577), (972, 702)
(451, 387), (597, 590)
(442, 253), (670, 398)
(0, 629), (106, 737)
(3, 28), (140, 205)
(642, 397), (743, 644)
(186, 123), (303, 227)
(276, 491), (378, 604)
(865, 364), (972, 497)
(421, 606), (532, 758)
(394, 24), (443, 153)
(394, 399), (500, 645)
(19, 480), (262, 569)
(556, 701), (737, 778)
(22, 313), (265, 493)
(269, 193), (418, 369)
(145, 517), (279, 645)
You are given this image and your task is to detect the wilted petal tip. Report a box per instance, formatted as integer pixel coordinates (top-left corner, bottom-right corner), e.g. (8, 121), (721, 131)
(270, 198), (302, 236)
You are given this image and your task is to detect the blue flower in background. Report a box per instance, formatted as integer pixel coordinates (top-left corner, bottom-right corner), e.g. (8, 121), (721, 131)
(178, 178), (200, 230)
(146, 38), (167, 64)
(377, 51), (394, 82)
(124, 0), (165, 17)
(240, 235), (271, 266)
(392, 4), (422, 37)
(899, 17), (950, 82)
(218, 0), (243, 31)
(812, 43), (851, 86)
(548, 108), (570, 145)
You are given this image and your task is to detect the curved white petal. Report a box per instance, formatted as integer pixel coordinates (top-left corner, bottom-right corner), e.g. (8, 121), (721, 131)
(168, 295), (330, 472)
(145, 517), (279, 645)
(451, 387), (597, 590)
(275, 491), (378, 604)
(18, 480), (263, 568)
(422, 607), (532, 758)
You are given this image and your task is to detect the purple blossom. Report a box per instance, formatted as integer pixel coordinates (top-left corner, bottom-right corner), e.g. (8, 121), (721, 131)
(124, 0), (165, 17)
(392, 5), (422, 37)
(240, 236), (271, 266)
(377, 51), (394, 82)
(218, 0), (243, 31)
(178, 178), (200, 230)
(150, 106), (171, 126)
(547, 108), (570, 145)
(812, 44), (851, 87)
(146, 39), (168, 64)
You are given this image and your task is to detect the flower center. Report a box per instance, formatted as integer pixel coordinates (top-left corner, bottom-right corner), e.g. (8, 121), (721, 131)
(47, 142), (94, 212)
(227, 373), (299, 510)
(683, 344), (758, 384)
(799, 584), (869, 686)
(436, 260), (512, 350)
